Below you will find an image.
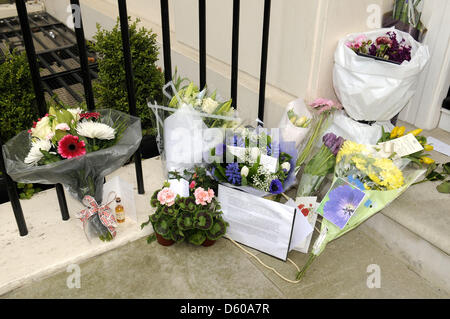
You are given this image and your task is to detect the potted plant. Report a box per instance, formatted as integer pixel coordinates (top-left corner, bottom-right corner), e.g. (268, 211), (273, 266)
(142, 168), (228, 247)
(91, 18), (164, 159)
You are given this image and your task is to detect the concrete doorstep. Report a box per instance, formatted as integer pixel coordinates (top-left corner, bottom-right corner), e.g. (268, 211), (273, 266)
(0, 155), (448, 298)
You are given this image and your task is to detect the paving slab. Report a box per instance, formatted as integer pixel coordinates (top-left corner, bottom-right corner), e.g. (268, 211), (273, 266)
(2, 238), (284, 299)
(249, 227), (449, 298)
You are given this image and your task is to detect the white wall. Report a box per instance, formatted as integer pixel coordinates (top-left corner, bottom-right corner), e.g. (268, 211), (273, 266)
(43, 0), (447, 130)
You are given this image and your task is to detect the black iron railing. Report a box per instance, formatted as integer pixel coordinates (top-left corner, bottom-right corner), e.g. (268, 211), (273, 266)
(1, 0), (271, 236)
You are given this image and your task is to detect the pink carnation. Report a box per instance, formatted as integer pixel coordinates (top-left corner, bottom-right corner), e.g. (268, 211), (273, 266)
(194, 187), (215, 206)
(310, 98), (335, 108)
(157, 187), (176, 206)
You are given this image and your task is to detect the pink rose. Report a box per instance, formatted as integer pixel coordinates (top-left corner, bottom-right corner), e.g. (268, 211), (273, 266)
(376, 36), (392, 46)
(189, 181), (196, 189)
(157, 187), (176, 206)
(194, 187), (214, 206)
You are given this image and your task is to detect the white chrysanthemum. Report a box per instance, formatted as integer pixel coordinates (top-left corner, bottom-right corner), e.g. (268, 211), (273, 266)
(24, 139), (52, 166)
(76, 121), (115, 140)
(202, 97), (219, 114)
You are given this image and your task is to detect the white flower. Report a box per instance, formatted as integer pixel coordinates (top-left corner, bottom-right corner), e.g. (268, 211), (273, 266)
(281, 162), (291, 172)
(24, 139), (52, 166)
(201, 97), (219, 114)
(250, 147), (260, 160)
(241, 166), (249, 177)
(55, 123), (70, 131)
(30, 116), (53, 141)
(67, 108), (82, 121)
(76, 122), (115, 140)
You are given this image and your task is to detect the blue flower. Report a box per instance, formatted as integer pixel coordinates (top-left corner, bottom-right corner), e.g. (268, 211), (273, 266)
(269, 179), (283, 194)
(227, 135), (245, 147)
(266, 141), (280, 157)
(225, 162), (242, 185)
(323, 184), (365, 229)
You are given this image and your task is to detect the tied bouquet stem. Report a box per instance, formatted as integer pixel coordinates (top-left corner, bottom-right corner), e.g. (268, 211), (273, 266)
(295, 99), (342, 175)
(296, 133), (345, 197)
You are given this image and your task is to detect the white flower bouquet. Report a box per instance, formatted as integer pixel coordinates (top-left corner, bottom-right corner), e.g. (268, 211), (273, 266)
(148, 75), (241, 176)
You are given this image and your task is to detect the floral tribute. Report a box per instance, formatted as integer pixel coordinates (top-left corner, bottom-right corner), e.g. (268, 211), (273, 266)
(24, 107), (121, 166)
(167, 75), (238, 128)
(295, 98), (342, 173)
(346, 31), (412, 64)
(142, 167), (229, 246)
(296, 139), (426, 280)
(209, 128), (296, 195)
(3, 107), (142, 204)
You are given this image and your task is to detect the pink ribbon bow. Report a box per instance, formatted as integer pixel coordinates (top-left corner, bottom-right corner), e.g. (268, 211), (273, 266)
(79, 195), (117, 238)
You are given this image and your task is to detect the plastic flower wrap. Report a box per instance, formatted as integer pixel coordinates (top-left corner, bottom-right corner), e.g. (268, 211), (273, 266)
(208, 127), (297, 197)
(296, 133), (345, 197)
(3, 108), (141, 203)
(296, 140), (426, 279)
(149, 76), (241, 176)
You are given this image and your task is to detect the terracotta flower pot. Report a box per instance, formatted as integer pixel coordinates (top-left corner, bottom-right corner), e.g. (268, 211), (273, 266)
(202, 239), (216, 247)
(156, 233), (175, 246)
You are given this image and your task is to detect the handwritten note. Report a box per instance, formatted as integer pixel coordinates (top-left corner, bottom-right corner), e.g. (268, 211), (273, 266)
(378, 133), (423, 157)
(259, 154), (278, 173)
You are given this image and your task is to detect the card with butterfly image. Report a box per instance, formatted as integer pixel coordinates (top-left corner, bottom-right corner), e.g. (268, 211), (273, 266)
(316, 177), (366, 229)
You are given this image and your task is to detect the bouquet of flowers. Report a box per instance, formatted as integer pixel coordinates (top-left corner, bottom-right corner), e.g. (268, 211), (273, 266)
(296, 133), (345, 197)
(148, 73), (241, 176)
(333, 28), (429, 122)
(296, 140), (426, 279)
(346, 31), (412, 64)
(208, 127), (297, 196)
(3, 107), (142, 241)
(295, 98), (342, 174)
(141, 167), (228, 246)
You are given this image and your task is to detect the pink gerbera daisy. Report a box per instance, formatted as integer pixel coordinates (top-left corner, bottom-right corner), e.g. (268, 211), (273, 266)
(58, 134), (86, 159)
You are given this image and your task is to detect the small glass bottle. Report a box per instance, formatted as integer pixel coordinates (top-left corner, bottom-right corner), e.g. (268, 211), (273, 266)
(115, 197), (125, 223)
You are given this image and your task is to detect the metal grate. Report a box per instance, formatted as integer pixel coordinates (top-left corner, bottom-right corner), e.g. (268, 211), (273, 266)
(0, 11), (98, 107)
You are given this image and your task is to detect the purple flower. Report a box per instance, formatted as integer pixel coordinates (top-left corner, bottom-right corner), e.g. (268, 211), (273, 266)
(323, 184), (365, 229)
(225, 162), (241, 185)
(323, 133), (345, 156)
(269, 179), (283, 194)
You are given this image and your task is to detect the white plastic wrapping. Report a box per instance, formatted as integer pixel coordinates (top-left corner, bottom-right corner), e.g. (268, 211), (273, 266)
(333, 27), (429, 121)
(278, 98), (312, 149)
(324, 110), (394, 145)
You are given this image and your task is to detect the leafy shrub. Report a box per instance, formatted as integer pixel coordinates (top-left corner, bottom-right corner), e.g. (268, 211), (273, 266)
(92, 18), (164, 135)
(0, 50), (39, 143)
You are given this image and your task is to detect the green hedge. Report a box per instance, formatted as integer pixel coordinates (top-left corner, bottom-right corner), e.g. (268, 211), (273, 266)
(92, 18), (164, 135)
(0, 50), (38, 144)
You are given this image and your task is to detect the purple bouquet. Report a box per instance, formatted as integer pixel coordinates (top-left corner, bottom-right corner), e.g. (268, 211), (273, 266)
(346, 31), (412, 64)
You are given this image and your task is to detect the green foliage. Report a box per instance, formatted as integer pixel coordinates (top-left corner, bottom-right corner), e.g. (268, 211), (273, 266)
(413, 162), (450, 194)
(0, 50), (39, 143)
(17, 183), (42, 200)
(141, 168), (228, 246)
(92, 18), (164, 136)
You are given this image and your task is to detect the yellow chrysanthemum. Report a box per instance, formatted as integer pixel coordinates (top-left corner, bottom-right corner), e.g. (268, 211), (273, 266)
(337, 141), (367, 162)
